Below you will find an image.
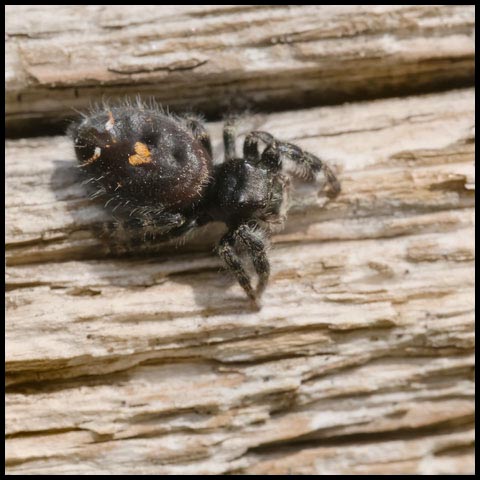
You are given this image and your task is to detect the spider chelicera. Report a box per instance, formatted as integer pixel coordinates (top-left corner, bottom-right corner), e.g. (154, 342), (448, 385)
(69, 101), (340, 308)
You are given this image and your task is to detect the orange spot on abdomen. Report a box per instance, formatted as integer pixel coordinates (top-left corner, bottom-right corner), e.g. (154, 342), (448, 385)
(129, 142), (152, 166)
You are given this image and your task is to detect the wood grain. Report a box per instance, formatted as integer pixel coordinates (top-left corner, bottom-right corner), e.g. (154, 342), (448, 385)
(5, 5), (475, 135)
(6, 87), (475, 474)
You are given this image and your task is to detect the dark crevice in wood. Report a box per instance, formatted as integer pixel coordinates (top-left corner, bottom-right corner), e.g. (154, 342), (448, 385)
(5, 75), (474, 139)
(234, 417), (474, 463)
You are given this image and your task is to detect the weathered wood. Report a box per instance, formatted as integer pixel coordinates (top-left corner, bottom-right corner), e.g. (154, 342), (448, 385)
(5, 5), (475, 135)
(6, 88), (475, 474)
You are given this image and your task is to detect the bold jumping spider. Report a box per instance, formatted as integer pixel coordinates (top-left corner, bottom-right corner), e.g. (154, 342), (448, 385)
(69, 100), (340, 307)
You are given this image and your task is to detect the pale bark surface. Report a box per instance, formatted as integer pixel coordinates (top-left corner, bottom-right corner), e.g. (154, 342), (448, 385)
(5, 5), (475, 476)
(5, 5), (475, 134)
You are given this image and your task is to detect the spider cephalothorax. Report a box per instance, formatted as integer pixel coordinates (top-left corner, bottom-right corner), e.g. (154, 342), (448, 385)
(69, 101), (340, 308)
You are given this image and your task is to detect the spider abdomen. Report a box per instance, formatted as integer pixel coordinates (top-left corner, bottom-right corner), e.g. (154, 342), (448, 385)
(70, 106), (213, 210)
(69, 101), (340, 307)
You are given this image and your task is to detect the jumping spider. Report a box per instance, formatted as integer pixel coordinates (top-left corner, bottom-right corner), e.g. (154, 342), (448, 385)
(69, 100), (340, 308)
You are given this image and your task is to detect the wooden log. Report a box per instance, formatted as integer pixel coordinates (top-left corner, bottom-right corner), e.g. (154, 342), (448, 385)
(6, 88), (475, 474)
(5, 5), (475, 135)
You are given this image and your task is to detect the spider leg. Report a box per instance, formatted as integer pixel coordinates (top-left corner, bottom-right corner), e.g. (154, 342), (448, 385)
(236, 223), (271, 297)
(223, 117), (237, 161)
(184, 116), (213, 157)
(276, 141), (341, 198)
(218, 230), (257, 305)
(101, 211), (189, 253)
(243, 131), (271, 163)
(243, 131), (341, 198)
(217, 223), (271, 306)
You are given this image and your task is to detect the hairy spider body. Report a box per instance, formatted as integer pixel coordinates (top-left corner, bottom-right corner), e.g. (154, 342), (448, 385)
(69, 101), (340, 307)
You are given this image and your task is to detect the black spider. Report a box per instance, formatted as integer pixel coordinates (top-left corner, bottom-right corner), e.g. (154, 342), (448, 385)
(69, 100), (340, 308)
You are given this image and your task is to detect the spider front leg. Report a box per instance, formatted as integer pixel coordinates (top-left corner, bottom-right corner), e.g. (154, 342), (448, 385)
(217, 223), (270, 307)
(223, 117), (238, 161)
(243, 131), (341, 198)
(236, 223), (271, 297)
(218, 231), (256, 305)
